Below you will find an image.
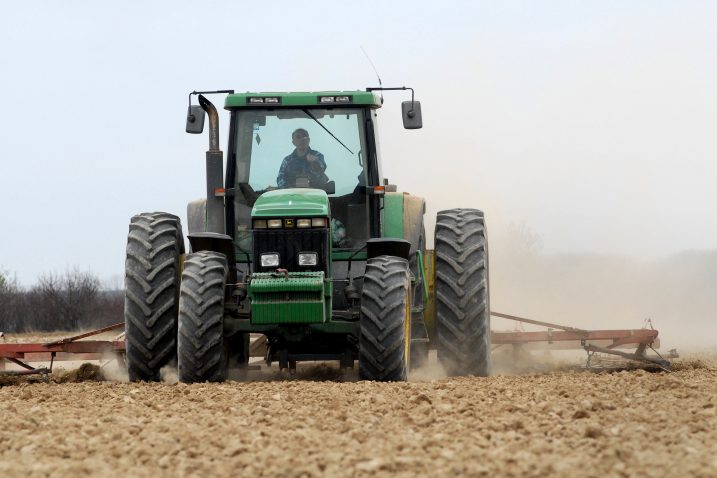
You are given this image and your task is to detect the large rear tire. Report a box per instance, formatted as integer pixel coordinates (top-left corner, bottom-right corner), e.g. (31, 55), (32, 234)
(124, 212), (183, 382)
(177, 251), (228, 383)
(359, 255), (411, 381)
(435, 208), (491, 376)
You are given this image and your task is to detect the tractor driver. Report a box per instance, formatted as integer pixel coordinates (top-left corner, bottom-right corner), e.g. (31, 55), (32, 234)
(276, 128), (329, 188)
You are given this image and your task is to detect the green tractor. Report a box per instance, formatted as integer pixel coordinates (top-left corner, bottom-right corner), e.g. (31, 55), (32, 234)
(123, 88), (491, 383)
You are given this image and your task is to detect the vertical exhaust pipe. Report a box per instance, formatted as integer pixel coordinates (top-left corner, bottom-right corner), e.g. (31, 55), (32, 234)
(198, 94), (225, 234)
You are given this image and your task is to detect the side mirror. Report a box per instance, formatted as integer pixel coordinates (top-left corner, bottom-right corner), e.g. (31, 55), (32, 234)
(401, 100), (423, 129)
(324, 180), (336, 195)
(186, 105), (205, 134)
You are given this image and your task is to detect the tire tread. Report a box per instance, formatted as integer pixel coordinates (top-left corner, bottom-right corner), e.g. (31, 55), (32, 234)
(177, 251), (227, 383)
(124, 212), (183, 382)
(435, 208), (491, 376)
(359, 255), (410, 381)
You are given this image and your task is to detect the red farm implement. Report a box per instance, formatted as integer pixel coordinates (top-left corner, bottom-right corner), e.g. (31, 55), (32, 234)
(0, 323), (126, 377)
(490, 313), (676, 371)
(0, 313), (675, 377)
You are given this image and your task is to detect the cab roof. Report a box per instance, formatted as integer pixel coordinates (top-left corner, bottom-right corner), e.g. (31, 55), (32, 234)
(224, 91), (382, 109)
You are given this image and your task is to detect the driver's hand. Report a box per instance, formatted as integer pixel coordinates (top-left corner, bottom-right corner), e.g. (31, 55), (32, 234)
(306, 153), (317, 163)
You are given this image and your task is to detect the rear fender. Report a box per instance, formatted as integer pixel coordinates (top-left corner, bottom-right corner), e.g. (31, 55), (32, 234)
(383, 192), (425, 257)
(187, 232), (237, 284)
(403, 194), (426, 257)
(187, 199), (207, 234)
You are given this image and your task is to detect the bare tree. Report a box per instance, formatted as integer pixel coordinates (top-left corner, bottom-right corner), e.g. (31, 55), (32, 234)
(34, 268), (100, 330)
(0, 267), (122, 333)
(0, 269), (20, 332)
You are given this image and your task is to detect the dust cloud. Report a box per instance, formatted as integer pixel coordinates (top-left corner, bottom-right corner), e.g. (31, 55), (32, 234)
(487, 220), (717, 353)
(160, 365), (178, 384)
(409, 351), (448, 381)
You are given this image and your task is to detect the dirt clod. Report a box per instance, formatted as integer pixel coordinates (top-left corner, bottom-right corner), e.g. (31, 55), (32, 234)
(57, 363), (104, 382)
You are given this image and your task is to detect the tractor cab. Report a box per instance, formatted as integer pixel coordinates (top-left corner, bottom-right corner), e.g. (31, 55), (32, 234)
(225, 94), (382, 258)
(216, 91), (421, 317)
(185, 89), (422, 279)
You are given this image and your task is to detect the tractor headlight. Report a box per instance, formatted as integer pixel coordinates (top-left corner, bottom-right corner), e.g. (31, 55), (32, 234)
(253, 219), (267, 229)
(311, 218), (328, 228)
(296, 218), (311, 228)
(260, 253), (280, 268)
(267, 219), (282, 228)
(298, 252), (317, 266)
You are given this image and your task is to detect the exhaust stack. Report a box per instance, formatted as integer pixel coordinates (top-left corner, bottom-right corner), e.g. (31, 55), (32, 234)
(198, 94), (224, 234)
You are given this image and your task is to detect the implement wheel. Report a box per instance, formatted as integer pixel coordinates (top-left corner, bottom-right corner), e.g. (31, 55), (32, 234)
(434, 208), (491, 376)
(177, 251), (227, 383)
(359, 255), (411, 381)
(124, 212), (184, 382)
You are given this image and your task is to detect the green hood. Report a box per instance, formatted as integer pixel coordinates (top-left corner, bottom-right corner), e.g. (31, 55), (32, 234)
(252, 188), (330, 217)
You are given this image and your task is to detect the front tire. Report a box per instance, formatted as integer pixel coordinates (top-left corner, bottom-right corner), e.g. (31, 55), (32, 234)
(177, 251), (228, 383)
(124, 212), (183, 382)
(359, 255), (411, 381)
(435, 208), (491, 376)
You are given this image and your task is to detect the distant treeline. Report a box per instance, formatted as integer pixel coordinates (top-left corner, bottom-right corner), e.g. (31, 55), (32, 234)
(0, 269), (123, 333)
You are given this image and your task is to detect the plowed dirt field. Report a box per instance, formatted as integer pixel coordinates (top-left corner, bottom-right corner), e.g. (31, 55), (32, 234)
(1, 352), (716, 477)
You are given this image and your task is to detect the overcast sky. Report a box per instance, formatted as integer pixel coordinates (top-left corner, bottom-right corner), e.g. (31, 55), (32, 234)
(1, 1), (715, 286)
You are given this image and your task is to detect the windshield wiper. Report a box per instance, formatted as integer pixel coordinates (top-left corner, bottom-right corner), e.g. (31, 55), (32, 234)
(302, 108), (354, 155)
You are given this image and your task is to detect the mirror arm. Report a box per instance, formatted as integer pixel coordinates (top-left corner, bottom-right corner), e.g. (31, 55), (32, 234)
(366, 86), (415, 115)
(187, 91), (196, 122)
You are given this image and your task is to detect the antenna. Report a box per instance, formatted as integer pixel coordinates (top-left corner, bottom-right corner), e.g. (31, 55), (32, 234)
(360, 46), (383, 104)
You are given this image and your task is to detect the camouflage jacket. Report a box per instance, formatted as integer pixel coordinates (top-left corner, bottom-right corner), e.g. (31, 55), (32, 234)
(276, 149), (327, 188)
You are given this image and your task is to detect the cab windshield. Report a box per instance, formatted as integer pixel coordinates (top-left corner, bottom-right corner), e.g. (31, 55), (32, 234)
(233, 108), (370, 250)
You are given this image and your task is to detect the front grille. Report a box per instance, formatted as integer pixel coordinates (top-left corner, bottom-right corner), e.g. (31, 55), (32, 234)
(253, 228), (329, 273)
